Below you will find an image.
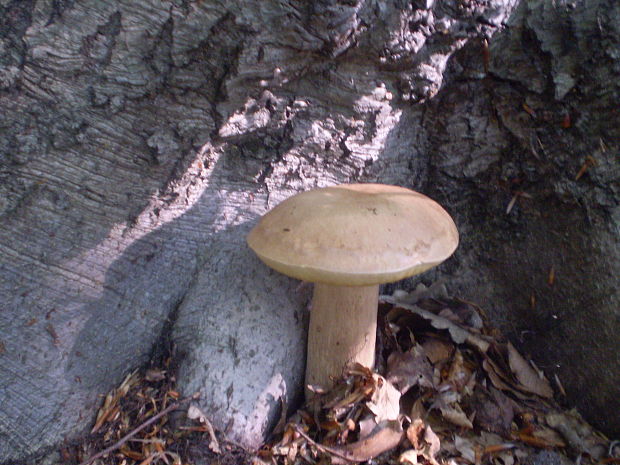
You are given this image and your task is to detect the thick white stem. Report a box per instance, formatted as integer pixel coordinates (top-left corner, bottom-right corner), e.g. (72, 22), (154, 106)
(305, 283), (379, 395)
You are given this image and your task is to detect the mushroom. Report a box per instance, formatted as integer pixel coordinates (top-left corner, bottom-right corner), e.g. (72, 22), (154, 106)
(247, 183), (458, 395)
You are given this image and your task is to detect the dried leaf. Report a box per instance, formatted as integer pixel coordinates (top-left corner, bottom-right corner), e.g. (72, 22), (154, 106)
(379, 297), (490, 353)
(325, 370), (373, 411)
(367, 375), (401, 423)
(330, 420), (404, 464)
(483, 358), (535, 401)
(422, 338), (454, 365)
(404, 419), (440, 464)
(352, 416), (375, 441)
(429, 388), (474, 430)
(284, 440), (299, 464)
(187, 404), (221, 453)
(399, 449), (420, 464)
(471, 387), (514, 435)
(506, 342), (553, 398)
(119, 370), (141, 396)
(91, 403), (119, 434)
(424, 424), (441, 465)
(387, 346), (434, 394)
(446, 349), (473, 392)
(409, 398), (427, 422)
(440, 403), (473, 429)
(406, 418), (426, 449)
(546, 410), (607, 458)
(454, 435), (476, 463)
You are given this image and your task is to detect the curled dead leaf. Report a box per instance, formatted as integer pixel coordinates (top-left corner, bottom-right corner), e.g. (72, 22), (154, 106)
(367, 374), (402, 422)
(446, 349), (473, 392)
(330, 420), (404, 464)
(422, 338), (454, 365)
(406, 417), (441, 465)
(506, 342), (553, 398)
(440, 404), (474, 429)
(379, 297), (490, 353)
(470, 386), (515, 435)
(424, 424), (441, 465)
(407, 418), (426, 450)
(387, 346), (434, 394)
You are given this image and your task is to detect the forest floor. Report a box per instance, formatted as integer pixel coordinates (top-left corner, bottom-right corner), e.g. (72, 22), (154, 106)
(57, 286), (618, 465)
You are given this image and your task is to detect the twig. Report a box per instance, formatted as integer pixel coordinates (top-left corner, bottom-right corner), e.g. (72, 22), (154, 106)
(293, 425), (357, 463)
(78, 392), (200, 465)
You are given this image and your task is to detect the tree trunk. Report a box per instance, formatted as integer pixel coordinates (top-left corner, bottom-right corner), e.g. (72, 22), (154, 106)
(0, 0), (618, 461)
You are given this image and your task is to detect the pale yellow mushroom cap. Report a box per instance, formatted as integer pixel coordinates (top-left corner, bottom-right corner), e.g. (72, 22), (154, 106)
(247, 184), (459, 286)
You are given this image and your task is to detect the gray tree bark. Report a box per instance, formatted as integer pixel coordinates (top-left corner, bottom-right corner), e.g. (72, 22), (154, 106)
(0, 0), (618, 462)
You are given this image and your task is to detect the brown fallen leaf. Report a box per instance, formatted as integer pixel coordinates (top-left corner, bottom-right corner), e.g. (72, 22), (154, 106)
(445, 349), (473, 392)
(409, 398), (427, 424)
(483, 357), (539, 401)
(440, 403), (474, 429)
(380, 297), (490, 353)
(422, 338), (455, 365)
(92, 394), (117, 434)
(506, 342), (553, 398)
(404, 419), (441, 465)
(330, 420), (405, 464)
(546, 410), (607, 459)
(424, 424), (441, 465)
(453, 434), (477, 463)
(367, 374), (402, 422)
(387, 346), (434, 394)
(407, 418), (426, 450)
(470, 386), (515, 435)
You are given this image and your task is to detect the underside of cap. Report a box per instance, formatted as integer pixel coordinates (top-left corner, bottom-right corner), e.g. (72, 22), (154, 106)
(247, 184), (459, 286)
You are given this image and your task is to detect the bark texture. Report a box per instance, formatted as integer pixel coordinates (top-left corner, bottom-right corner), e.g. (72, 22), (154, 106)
(0, 0), (618, 462)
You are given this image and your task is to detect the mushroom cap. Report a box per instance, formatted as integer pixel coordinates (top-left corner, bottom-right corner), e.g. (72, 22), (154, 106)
(247, 184), (459, 286)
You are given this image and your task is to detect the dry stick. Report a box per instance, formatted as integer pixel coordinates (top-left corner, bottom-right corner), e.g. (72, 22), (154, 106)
(78, 393), (200, 465)
(293, 425), (358, 463)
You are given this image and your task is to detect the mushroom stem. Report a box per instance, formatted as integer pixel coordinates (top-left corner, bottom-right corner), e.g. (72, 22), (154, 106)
(305, 283), (379, 396)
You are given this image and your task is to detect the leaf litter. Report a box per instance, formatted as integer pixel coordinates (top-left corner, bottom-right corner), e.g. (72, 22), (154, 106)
(58, 355), (252, 465)
(256, 285), (617, 465)
(61, 284), (617, 465)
